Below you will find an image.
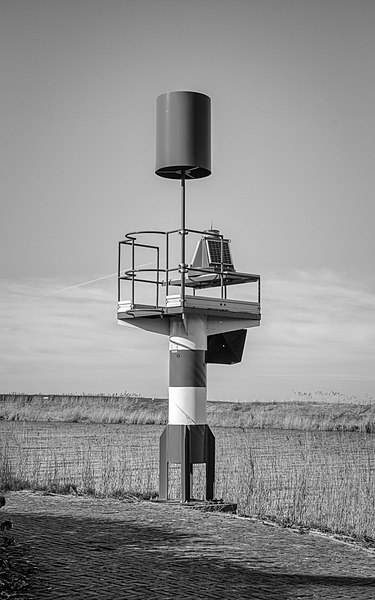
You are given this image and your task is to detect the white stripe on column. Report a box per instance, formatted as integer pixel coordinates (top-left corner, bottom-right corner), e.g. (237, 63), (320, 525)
(169, 387), (207, 425)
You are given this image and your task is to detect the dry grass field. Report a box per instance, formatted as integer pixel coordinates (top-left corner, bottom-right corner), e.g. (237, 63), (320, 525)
(1, 420), (374, 545)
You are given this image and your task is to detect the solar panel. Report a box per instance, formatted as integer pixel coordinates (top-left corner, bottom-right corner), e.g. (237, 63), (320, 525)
(206, 238), (234, 269)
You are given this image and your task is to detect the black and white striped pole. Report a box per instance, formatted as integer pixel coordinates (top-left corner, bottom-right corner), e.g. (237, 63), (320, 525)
(168, 316), (207, 425)
(160, 314), (215, 502)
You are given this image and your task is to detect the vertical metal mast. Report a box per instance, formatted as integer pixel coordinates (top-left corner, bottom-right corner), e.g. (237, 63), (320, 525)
(180, 171), (186, 306)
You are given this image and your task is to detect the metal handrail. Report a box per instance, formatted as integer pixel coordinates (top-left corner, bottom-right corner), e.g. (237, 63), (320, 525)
(118, 228), (260, 309)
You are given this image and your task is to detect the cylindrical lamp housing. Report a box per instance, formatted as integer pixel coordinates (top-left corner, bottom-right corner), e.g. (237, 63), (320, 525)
(156, 91), (211, 179)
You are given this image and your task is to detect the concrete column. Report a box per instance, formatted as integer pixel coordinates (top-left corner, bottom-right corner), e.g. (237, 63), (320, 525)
(168, 315), (207, 425)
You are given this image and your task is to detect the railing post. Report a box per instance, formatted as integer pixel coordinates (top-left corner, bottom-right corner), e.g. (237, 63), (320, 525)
(117, 242), (121, 303)
(180, 172), (186, 305)
(165, 233), (169, 298)
(220, 234), (224, 299)
(156, 247), (160, 308)
(131, 239), (135, 307)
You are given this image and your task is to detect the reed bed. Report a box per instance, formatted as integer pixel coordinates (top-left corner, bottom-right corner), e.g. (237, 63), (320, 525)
(1, 422), (374, 543)
(226, 431), (375, 542)
(0, 423), (160, 500)
(1, 393), (375, 432)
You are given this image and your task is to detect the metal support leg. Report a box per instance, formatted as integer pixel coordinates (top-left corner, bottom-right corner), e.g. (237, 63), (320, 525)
(159, 427), (168, 500)
(159, 424), (215, 502)
(205, 428), (215, 500)
(181, 426), (191, 502)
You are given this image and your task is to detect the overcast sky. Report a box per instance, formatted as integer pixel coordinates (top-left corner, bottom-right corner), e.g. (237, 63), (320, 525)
(1, 0), (374, 401)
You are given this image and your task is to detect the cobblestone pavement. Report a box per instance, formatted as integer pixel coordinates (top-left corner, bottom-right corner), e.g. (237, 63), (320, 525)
(3, 491), (375, 599)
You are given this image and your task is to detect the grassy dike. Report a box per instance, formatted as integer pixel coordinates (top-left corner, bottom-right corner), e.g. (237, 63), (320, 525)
(1, 393), (375, 432)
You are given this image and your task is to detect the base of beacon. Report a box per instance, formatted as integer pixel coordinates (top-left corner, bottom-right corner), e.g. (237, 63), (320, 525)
(159, 424), (215, 502)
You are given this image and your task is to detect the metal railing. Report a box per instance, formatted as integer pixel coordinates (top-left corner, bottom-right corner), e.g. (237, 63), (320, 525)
(118, 228), (260, 309)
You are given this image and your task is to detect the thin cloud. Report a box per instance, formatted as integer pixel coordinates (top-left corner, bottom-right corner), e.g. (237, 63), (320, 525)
(1, 270), (374, 399)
